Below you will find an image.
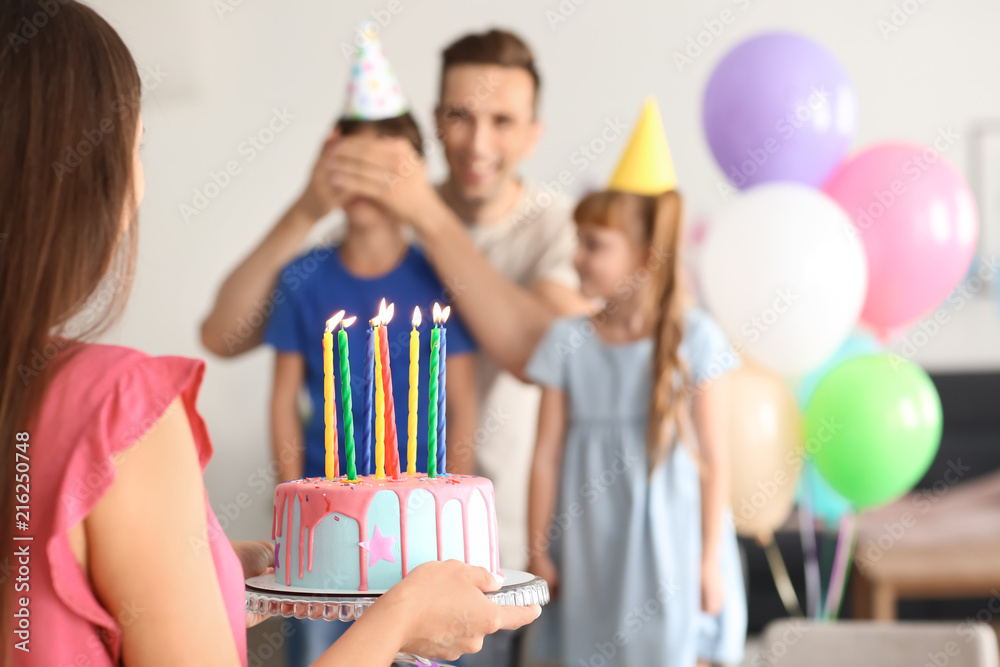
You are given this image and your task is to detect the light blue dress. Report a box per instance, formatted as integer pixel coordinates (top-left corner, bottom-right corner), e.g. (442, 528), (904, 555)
(525, 309), (746, 666)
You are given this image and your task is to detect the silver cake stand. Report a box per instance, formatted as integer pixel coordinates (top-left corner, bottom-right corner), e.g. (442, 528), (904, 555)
(246, 568), (549, 666)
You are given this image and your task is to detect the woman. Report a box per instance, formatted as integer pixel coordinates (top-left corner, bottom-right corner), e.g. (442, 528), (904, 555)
(0, 2), (539, 665)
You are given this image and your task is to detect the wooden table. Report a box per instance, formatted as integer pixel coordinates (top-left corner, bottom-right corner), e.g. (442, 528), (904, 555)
(851, 471), (1000, 621)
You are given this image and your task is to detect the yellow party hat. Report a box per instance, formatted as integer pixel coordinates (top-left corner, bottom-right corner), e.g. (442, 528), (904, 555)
(608, 98), (677, 195)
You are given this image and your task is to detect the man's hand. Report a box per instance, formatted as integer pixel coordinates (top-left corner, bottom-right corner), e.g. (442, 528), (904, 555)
(329, 134), (436, 223)
(297, 127), (346, 221)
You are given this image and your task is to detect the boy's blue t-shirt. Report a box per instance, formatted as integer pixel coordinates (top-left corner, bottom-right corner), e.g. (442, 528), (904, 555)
(264, 245), (475, 479)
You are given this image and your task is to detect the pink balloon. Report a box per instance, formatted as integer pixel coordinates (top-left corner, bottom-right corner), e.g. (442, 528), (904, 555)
(823, 142), (978, 334)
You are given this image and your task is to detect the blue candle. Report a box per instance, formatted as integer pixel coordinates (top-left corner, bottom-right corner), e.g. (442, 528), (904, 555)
(437, 323), (447, 475)
(436, 305), (451, 475)
(360, 322), (375, 476)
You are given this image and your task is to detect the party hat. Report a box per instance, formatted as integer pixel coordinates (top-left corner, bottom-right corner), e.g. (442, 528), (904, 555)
(343, 23), (409, 121)
(608, 98), (677, 195)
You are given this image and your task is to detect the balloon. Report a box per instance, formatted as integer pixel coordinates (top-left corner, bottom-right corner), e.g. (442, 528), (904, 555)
(796, 458), (851, 526)
(729, 363), (804, 539)
(823, 142), (978, 334)
(795, 331), (881, 408)
(700, 183), (868, 375)
(806, 354), (942, 509)
(703, 32), (856, 190)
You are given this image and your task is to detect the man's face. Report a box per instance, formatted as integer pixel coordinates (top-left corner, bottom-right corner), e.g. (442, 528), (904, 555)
(436, 64), (541, 206)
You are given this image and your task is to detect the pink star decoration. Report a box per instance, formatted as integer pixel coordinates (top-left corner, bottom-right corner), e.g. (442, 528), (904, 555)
(359, 525), (396, 566)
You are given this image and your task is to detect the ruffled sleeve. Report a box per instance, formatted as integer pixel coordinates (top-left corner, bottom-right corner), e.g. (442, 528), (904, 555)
(39, 347), (210, 662)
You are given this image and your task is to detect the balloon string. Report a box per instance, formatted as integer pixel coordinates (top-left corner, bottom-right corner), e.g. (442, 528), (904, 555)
(760, 534), (803, 617)
(822, 512), (857, 620)
(798, 495), (822, 619)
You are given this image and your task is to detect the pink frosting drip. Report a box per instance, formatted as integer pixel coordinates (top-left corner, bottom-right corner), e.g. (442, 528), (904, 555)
(272, 474), (498, 591)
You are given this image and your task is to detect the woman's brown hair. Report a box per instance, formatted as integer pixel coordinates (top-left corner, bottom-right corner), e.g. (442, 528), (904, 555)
(573, 190), (690, 471)
(0, 0), (142, 656)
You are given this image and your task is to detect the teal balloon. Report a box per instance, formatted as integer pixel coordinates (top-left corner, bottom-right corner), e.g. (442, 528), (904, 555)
(806, 354), (942, 509)
(796, 458), (851, 525)
(796, 332), (881, 409)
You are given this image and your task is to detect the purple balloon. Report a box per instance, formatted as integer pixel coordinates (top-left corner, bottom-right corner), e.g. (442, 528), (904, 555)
(703, 32), (856, 190)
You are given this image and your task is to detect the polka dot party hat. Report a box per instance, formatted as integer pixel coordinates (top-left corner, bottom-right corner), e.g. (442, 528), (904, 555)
(343, 22), (409, 121)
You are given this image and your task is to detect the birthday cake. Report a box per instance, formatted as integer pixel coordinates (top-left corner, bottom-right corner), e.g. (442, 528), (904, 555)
(272, 474), (500, 592)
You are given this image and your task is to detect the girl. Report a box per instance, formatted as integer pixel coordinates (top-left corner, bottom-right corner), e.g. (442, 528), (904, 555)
(0, 2), (537, 665)
(526, 190), (746, 666)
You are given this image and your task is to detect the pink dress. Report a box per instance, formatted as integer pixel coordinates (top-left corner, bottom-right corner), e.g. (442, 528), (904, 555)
(16, 343), (247, 666)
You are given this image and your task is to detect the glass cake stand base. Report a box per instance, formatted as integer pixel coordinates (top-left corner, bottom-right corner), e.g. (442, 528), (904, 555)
(246, 568), (549, 666)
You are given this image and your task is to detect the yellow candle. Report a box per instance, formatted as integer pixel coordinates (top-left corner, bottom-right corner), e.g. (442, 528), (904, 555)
(407, 307), (421, 475)
(324, 310), (346, 479)
(374, 307), (387, 479)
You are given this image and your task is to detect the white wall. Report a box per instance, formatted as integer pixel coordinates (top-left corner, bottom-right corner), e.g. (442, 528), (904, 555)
(86, 0), (1000, 538)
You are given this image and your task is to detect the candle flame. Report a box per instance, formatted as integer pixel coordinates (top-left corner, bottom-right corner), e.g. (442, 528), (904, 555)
(372, 298), (388, 327)
(341, 315), (358, 329)
(440, 305), (451, 324)
(412, 306), (422, 327)
(326, 310), (346, 333)
(432, 302), (442, 324)
(383, 302), (395, 324)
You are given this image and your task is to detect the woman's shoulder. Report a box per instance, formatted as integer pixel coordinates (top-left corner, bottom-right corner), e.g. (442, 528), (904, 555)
(38, 342), (208, 460)
(47, 341), (203, 395)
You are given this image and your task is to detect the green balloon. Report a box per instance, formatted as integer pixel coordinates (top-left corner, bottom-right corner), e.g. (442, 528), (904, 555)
(805, 354), (942, 509)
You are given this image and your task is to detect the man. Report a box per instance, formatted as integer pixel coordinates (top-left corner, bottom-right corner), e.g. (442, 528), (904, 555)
(201, 28), (589, 665)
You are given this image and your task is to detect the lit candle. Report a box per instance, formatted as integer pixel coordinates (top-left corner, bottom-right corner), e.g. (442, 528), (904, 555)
(360, 320), (375, 477)
(436, 305), (451, 476)
(323, 310), (345, 479)
(338, 314), (359, 481)
(374, 305), (386, 479)
(378, 302), (401, 479)
(427, 315), (441, 478)
(407, 307), (421, 475)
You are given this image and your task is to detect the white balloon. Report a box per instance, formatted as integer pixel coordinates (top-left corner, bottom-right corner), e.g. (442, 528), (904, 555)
(699, 183), (868, 376)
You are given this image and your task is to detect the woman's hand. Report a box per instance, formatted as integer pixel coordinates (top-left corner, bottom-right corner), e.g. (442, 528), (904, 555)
(231, 540), (274, 579)
(700, 556), (725, 616)
(527, 555), (560, 601)
(378, 560), (541, 662)
(231, 540), (274, 627)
